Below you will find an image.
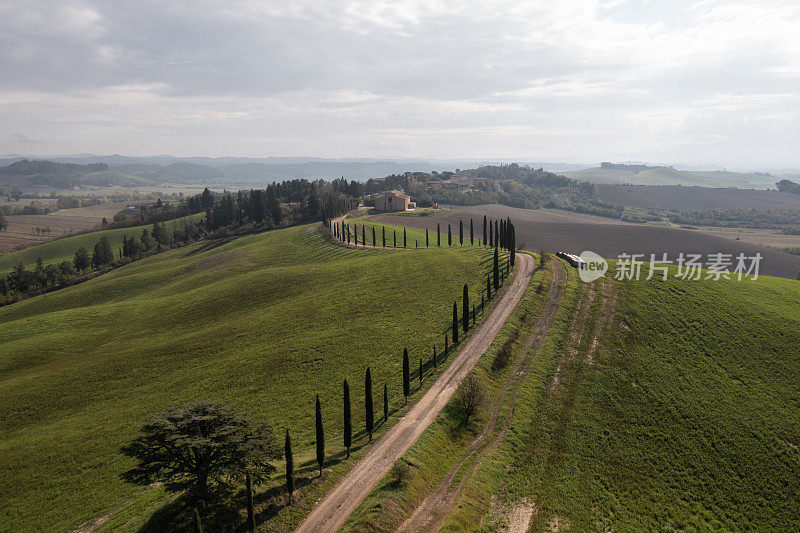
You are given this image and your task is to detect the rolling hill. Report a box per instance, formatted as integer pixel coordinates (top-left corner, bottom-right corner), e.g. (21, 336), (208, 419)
(564, 165), (778, 189)
(0, 221), (496, 531)
(444, 263), (800, 531)
(595, 184), (800, 210)
(341, 250), (800, 531)
(0, 214), (204, 273)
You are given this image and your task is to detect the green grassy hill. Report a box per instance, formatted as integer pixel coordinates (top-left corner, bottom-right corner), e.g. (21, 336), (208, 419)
(0, 213), (204, 272)
(342, 254), (800, 531)
(431, 265), (800, 530)
(0, 222), (496, 531)
(515, 270), (800, 531)
(565, 166), (777, 188)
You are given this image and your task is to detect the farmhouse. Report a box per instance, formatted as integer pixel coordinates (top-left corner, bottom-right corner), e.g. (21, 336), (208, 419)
(375, 190), (416, 211)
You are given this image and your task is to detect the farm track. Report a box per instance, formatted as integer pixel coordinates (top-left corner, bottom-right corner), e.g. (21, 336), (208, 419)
(397, 260), (567, 533)
(295, 239), (534, 533)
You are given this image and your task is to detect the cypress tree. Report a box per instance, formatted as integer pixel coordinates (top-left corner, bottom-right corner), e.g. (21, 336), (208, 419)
(433, 345), (437, 369)
(500, 219), (505, 250)
(495, 220), (499, 249)
(365, 367), (374, 442)
(510, 223), (516, 267)
(437, 223), (441, 246)
(372, 226), (376, 247)
(383, 226), (386, 247)
(459, 220), (463, 246)
(354, 224), (358, 246)
(383, 383), (388, 422)
(285, 429), (294, 497)
(246, 472), (255, 533)
(448, 224), (452, 246)
(403, 227), (407, 248)
(394, 230), (396, 248)
(419, 357), (423, 383)
(315, 395), (324, 476)
(452, 302), (459, 344)
(487, 274), (492, 299)
(483, 215), (487, 246)
(473, 304), (476, 326)
(343, 379), (352, 458)
(193, 508), (203, 533)
(426, 228), (429, 247)
(445, 334), (449, 356)
(346, 224), (351, 244)
(489, 220), (493, 247)
(481, 292), (485, 313)
(402, 349), (410, 403)
(362, 225), (365, 246)
(470, 218), (474, 245)
(493, 247), (500, 290)
(462, 283), (469, 334)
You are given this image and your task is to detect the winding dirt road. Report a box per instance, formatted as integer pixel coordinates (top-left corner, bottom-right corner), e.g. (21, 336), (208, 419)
(397, 260), (567, 532)
(296, 252), (534, 533)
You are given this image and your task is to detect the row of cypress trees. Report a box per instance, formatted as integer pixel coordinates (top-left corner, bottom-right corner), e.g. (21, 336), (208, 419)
(282, 218), (515, 520)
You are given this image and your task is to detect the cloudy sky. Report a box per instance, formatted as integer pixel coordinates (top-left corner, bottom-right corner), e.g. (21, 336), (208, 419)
(1, 0), (799, 168)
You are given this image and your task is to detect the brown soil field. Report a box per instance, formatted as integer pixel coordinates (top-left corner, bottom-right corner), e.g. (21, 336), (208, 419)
(695, 227), (800, 249)
(0, 214), (101, 254)
(370, 205), (800, 279)
(596, 184), (800, 210)
(51, 202), (127, 218)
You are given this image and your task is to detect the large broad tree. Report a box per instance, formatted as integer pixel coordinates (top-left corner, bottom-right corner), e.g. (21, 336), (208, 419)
(120, 400), (280, 504)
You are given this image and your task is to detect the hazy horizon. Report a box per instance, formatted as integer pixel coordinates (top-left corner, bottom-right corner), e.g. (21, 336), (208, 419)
(2, 1), (799, 168)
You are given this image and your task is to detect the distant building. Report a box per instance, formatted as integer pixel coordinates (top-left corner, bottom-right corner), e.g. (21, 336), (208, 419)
(375, 190), (415, 211)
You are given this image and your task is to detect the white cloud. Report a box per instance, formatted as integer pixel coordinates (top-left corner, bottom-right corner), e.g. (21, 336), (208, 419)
(0, 0), (798, 166)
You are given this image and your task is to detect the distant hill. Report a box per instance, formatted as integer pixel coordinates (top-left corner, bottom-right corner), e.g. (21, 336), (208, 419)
(595, 184), (800, 210)
(565, 165), (779, 189)
(0, 159), (148, 188)
(0, 155), (589, 188)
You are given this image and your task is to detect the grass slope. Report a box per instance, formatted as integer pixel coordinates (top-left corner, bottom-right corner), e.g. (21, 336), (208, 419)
(450, 267), (800, 530)
(0, 222), (494, 532)
(0, 213), (203, 272)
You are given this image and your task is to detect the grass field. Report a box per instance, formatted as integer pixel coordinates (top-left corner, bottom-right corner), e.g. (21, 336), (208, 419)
(428, 263), (800, 531)
(0, 221), (497, 531)
(564, 167), (777, 188)
(0, 213), (203, 272)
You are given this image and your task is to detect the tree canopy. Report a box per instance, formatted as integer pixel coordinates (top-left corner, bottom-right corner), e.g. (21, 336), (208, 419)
(120, 400), (280, 502)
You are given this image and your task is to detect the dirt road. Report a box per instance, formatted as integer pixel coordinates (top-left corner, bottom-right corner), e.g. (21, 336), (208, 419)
(397, 260), (567, 532)
(296, 252), (535, 533)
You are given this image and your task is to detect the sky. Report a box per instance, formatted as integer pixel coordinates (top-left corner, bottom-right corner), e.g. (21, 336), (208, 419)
(1, 0), (799, 168)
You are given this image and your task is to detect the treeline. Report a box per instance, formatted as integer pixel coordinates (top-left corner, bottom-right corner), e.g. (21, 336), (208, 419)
(365, 164), (623, 219)
(204, 182), (359, 231)
(0, 219), (206, 305)
(2, 178), (362, 306)
(0, 159), (112, 188)
(0, 201), (57, 216)
(777, 179), (800, 195)
(669, 208), (800, 229)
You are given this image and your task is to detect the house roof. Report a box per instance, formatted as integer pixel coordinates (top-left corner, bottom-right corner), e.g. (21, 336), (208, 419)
(380, 189), (411, 199)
